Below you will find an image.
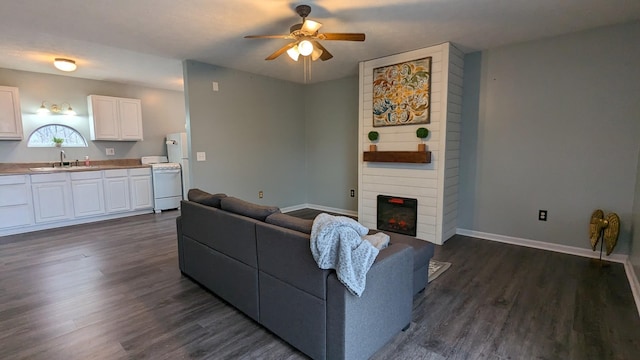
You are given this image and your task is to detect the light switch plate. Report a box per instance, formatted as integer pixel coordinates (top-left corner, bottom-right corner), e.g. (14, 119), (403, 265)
(106, 148), (115, 156)
(196, 152), (206, 161)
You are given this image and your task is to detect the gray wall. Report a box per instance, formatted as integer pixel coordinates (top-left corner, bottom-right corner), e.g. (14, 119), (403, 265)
(304, 76), (359, 211)
(183, 60), (307, 207)
(0, 68), (186, 163)
(632, 147), (640, 279)
(459, 21), (640, 254)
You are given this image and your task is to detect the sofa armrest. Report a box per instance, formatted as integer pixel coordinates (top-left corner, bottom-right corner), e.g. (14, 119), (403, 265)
(326, 243), (413, 360)
(176, 215), (185, 273)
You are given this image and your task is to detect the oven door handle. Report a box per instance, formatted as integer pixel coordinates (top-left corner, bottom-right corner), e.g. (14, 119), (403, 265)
(154, 169), (181, 174)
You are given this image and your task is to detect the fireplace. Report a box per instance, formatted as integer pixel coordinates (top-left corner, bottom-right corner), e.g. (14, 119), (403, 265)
(377, 195), (418, 236)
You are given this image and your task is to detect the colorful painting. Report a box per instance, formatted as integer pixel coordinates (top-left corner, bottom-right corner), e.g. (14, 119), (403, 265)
(372, 57), (431, 127)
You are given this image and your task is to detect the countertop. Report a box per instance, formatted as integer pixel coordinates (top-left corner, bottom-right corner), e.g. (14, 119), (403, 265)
(0, 159), (151, 176)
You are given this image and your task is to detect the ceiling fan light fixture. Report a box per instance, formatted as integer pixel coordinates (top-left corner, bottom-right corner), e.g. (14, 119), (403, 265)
(287, 46), (300, 61)
(298, 40), (313, 56)
(301, 19), (322, 34)
(53, 58), (77, 72)
(311, 47), (323, 61)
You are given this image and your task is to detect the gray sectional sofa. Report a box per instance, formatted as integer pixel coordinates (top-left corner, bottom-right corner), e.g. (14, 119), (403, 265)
(176, 190), (434, 359)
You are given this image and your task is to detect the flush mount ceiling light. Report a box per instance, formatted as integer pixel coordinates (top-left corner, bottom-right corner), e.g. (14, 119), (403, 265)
(53, 58), (77, 72)
(37, 101), (76, 116)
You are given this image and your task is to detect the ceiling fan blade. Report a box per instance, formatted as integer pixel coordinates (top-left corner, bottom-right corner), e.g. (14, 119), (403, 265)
(312, 41), (333, 61)
(318, 33), (366, 41)
(301, 19), (322, 35)
(265, 42), (296, 60)
(245, 35), (293, 39)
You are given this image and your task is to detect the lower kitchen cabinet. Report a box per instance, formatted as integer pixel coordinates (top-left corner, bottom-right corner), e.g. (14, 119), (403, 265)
(0, 175), (33, 229)
(129, 168), (153, 210)
(31, 173), (74, 223)
(71, 171), (106, 217)
(0, 167), (154, 236)
(104, 169), (131, 213)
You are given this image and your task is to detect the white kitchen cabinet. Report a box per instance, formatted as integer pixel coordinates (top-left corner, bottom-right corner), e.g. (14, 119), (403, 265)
(0, 86), (24, 140)
(87, 95), (143, 141)
(129, 168), (153, 210)
(0, 175), (33, 229)
(31, 173), (73, 223)
(70, 171), (105, 217)
(104, 169), (131, 213)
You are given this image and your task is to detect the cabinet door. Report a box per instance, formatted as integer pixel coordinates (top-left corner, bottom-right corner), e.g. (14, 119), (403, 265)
(71, 178), (105, 217)
(88, 95), (119, 140)
(32, 181), (73, 223)
(0, 86), (24, 140)
(130, 175), (153, 210)
(0, 175), (32, 229)
(118, 98), (143, 140)
(104, 176), (131, 213)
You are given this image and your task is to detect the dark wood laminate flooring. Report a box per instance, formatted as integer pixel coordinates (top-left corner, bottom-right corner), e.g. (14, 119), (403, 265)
(0, 210), (638, 359)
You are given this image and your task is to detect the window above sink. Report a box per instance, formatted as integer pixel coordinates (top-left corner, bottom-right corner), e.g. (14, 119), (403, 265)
(27, 124), (87, 148)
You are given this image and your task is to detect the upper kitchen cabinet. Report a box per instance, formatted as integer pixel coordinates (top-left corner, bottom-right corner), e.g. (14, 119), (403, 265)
(0, 86), (24, 140)
(87, 95), (143, 141)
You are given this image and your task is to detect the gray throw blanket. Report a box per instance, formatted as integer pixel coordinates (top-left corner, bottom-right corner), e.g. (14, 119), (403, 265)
(310, 213), (379, 297)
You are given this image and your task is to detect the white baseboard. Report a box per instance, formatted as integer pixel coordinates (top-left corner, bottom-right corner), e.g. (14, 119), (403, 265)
(280, 203), (358, 218)
(457, 228), (639, 317)
(280, 204), (308, 213)
(624, 259), (640, 318)
(456, 228), (628, 263)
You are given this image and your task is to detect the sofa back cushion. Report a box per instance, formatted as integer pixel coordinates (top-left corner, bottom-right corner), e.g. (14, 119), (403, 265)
(187, 188), (226, 208)
(256, 222), (329, 299)
(181, 201), (259, 267)
(221, 196), (280, 221)
(265, 213), (313, 234)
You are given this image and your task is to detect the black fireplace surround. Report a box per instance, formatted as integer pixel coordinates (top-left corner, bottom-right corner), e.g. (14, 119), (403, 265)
(377, 195), (418, 237)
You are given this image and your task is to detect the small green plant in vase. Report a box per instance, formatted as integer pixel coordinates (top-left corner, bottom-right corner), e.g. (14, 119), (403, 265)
(368, 131), (379, 151)
(52, 137), (64, 147)
(416, 127), (429, 151)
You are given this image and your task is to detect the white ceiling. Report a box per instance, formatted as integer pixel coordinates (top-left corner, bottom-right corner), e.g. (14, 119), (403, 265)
(1, 0), (638, 92)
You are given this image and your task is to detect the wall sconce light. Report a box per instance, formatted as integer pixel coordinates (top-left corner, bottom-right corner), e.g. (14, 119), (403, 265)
(37, 101), (76, 116)
(53, 58), (77, 72)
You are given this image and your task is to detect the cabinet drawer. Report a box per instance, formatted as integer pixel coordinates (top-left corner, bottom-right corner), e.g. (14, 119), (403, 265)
(104, 169), (128, 178)
(0, 183), (29, 206)
(31, 173), (68, 183)
(70, 171), (103, 180)
(0, 205), (32, 229)
(0, 175), (28, 185)
(129, 167), (151, 176)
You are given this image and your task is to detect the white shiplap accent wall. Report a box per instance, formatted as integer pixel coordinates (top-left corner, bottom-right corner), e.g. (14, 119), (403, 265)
(441, 45), (464, 242)
(358, 42), (463, 245)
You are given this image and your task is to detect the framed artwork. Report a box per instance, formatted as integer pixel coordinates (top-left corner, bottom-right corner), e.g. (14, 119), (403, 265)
(372, 57), (431, 127)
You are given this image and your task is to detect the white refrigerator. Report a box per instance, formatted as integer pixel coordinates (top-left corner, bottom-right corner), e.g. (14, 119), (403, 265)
(166, 132), (190, 200)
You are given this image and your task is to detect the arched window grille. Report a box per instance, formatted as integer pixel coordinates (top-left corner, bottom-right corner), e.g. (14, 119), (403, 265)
(27, 124), (88, 147)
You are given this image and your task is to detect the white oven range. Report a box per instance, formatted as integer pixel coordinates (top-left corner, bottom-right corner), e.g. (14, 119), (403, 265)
(141, 156), (182, 213)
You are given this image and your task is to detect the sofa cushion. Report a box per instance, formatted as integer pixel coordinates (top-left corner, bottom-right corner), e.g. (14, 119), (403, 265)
(380, 231), (434, 270)
(221, 196), (280, 221)
(187, 188), (226, 208)
(265, 213), (313, 234)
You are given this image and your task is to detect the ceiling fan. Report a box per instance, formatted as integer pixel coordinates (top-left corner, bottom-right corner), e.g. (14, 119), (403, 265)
(244, 4), (365, 62)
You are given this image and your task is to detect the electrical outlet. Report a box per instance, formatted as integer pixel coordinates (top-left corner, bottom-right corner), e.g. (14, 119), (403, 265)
(538, 210), (547, 221)
(212, 81), (219, 92)
(105, 148), (115, 156)
(350, 189), (355, 197)
(258, 191), (263, 199)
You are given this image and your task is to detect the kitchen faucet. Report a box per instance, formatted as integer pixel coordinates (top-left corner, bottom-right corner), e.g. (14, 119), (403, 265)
(60, 150), (66, 167)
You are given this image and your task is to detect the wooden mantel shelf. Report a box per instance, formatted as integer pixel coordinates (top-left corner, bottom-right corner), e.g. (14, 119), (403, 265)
(363, 151), (431, 163)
